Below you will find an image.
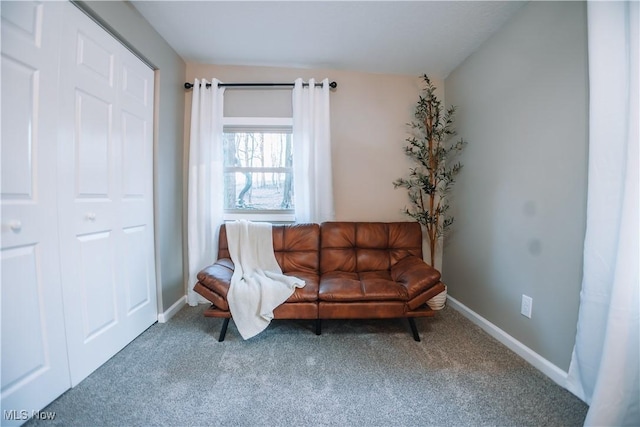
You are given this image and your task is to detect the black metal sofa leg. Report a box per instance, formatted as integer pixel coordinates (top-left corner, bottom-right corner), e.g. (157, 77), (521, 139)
(407, 318), (421, 342)
(315, 319), (321, 336)
(218, 318), (230, 342)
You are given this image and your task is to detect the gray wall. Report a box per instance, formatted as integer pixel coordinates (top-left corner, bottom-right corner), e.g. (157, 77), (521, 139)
(76, 1), (186, 312)
(443, 1), (588, 371)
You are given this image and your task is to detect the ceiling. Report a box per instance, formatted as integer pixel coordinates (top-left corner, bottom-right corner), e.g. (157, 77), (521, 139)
(130, 1), (526, 79)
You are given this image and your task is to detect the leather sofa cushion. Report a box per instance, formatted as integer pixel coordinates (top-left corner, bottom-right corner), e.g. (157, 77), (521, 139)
(218, 223), (319, 274)
(320, 222), (423, 274)
(283, 271), (319, 303)
(197, 261), (319, 304)
(391, 255), (441, 299)
(197, 223), (320, 311)
(197, 258), (234, 298)
(319, 271), (408, 302)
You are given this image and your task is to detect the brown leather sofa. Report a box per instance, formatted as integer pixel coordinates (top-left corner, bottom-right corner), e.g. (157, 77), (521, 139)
(194, 222), (445, 341)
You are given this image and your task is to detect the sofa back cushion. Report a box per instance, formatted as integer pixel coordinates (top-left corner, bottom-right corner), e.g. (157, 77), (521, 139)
(218, 223), (320, 274)
(320, 222), (423, 274)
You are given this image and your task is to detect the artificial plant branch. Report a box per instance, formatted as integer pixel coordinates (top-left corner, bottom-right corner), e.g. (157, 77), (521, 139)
(393, 74), (468, 266)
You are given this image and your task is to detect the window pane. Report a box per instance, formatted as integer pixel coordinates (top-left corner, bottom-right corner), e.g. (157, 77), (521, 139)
(224, 171), (294, 210)
(223, 131), (291, 168)
(223, 129), (294, 212)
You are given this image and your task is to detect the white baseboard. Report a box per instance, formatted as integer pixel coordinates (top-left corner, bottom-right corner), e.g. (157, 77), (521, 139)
(157, 295), (186, 323)
(446, 296), (569, 389)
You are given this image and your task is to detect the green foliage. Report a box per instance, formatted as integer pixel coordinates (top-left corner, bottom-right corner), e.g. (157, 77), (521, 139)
(393, 74), (467, 265)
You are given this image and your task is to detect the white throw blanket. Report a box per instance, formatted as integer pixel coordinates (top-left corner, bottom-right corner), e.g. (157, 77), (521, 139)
(226, 220), (305, 339)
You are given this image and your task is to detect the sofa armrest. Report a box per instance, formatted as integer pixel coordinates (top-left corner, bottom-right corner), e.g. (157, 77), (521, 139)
(196, 258), (235, 298)
(391, 256), (441, 299)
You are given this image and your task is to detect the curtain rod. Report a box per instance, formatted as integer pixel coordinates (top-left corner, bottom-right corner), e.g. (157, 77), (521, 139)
(183, 81), (337, 90)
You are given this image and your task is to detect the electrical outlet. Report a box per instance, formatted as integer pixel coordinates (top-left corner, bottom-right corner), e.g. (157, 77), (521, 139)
(521, 294), (533, 318)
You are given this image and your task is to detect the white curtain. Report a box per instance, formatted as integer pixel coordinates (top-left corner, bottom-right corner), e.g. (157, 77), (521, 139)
(566, 2), (639, 425)
(187, 79), (226, 306)
(292, 78), (334, 222)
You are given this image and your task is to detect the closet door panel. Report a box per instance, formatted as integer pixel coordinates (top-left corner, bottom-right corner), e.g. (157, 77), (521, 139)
(76, 231), (118, 340)
(57, 3), (157, 387)
(1, 246), (48, 387)
(118, 47), (157, 335)
(122, 225), (152, 314)
(1, 58), (36, 197)
(57, 3), (124, 386)
(76, 29), (115, 86)
(0, 2), (70, 423)
(75, 90), (113, 197)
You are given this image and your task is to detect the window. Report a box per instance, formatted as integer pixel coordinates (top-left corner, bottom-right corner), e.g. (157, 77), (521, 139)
(222, 117), (295, 222)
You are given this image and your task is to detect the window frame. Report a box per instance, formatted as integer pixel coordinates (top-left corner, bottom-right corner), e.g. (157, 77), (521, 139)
(221, 116), (295, 223)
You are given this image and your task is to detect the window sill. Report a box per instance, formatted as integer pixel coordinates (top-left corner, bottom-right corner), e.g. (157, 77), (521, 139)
(223, 212), (296, 223)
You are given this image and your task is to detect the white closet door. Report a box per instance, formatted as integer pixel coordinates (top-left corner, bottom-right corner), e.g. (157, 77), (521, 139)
(118, 44), (159, 338)
(0, 1), (71, 423)
(56, 4), (157, 386)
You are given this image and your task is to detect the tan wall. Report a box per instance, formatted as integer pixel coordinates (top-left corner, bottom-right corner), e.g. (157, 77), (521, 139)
(184, 64), (444, 223)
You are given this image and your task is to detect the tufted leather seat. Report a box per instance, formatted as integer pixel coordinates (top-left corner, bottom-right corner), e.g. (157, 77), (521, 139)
(194, 221), (445, 341)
